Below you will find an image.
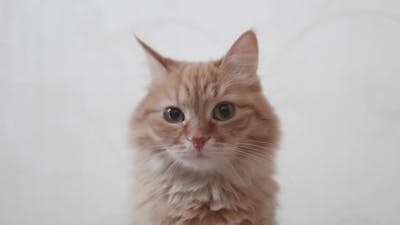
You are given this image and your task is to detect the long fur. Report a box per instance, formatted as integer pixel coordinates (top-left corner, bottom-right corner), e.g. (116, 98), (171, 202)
(130, 30), (280, 225)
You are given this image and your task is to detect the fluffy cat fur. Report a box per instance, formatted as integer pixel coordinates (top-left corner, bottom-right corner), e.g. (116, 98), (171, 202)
(130, 30), (280, 225)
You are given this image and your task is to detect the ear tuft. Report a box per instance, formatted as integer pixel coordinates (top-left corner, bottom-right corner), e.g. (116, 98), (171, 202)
(135, 35), (174, 77)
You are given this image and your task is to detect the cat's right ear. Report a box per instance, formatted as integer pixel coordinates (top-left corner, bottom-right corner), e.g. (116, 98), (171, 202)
(135, 36), (173, 77)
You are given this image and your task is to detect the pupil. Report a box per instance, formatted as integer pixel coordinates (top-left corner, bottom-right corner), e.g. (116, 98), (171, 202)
(220, 105), (230, 117)
(170, 109), (180, 120)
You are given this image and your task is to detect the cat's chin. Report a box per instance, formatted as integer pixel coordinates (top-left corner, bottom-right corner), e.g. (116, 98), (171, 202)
(170, 150), (219, 172)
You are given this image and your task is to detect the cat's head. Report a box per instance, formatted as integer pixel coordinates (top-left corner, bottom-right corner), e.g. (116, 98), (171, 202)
(131, 30), (279, 173)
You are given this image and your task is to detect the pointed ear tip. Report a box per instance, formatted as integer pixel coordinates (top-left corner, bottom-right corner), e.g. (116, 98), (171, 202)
(243, 29), (258, 40)
(245, 29), (256, 35)
(134, 34), (145, 46)
(134, 35), (155, 54)
(235, 29), (258, 51)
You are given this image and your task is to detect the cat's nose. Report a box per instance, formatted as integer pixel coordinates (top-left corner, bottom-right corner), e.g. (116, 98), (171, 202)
(189, 137), (210, 151)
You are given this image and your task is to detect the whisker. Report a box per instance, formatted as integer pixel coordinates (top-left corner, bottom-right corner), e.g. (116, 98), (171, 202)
(239, 140), (274, 146)
(234, 148), (267, 158)
(234, 146), (272, 160)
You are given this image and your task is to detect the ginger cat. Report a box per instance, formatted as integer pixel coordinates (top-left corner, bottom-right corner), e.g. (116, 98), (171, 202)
(130, 30), (280, 225)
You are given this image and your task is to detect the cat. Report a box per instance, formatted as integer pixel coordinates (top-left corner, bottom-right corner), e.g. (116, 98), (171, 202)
(130, 30), (280, 225)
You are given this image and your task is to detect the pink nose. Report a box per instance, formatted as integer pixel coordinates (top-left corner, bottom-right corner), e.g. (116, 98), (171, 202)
(190, 137), (210, 150)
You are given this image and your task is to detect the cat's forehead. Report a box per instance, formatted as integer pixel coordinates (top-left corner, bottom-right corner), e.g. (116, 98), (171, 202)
(174, 62), (221, 80)
(164, 62), (219, 91)
(148, 61), (248, 112)
(171, 63), (222, 109)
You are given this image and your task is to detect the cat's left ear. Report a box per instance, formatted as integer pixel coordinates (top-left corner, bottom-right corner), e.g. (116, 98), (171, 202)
(219, 30), (259, 79)
(135, 36), (174, 77)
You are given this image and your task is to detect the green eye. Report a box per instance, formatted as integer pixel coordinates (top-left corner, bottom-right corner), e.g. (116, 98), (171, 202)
(163, 107), (185, 123)
(213, 102), (235, 121)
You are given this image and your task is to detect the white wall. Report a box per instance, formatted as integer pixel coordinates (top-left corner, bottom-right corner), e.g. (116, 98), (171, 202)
(1, 1), (400, 225)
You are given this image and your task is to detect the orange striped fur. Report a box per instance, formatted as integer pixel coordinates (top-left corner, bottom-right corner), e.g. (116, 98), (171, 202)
(130, 30), (280, 225)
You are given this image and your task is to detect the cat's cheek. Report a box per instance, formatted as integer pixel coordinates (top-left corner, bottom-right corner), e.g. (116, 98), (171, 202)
(145, 156), (168, 173)
(147, 120), (183, 142)
(219, 117), (252, 137)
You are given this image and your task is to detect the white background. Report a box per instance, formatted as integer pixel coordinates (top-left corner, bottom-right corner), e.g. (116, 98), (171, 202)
(1, 1), (400, 225)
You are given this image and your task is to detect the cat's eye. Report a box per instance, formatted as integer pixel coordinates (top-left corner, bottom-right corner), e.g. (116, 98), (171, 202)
(163, 107), (185, 123)
(213, 102), (235, 121)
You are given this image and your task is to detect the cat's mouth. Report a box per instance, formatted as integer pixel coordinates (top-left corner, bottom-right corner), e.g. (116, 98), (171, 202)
(179, 155), (216, 172)
(166, 142), (223, 171)
(181, 150), (208, 160)
(169, 147), (218, 171)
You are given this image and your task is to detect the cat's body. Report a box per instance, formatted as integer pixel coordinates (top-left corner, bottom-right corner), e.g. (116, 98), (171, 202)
(131, 31), (279, 225)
